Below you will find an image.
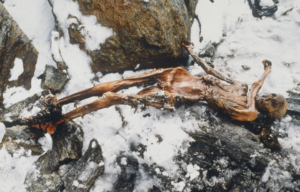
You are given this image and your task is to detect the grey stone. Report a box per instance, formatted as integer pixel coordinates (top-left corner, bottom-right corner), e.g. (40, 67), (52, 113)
(61, 139), (105, 192)
(0, 3), (38, 108)
(287, 98), (300, 114)
(0, 125), (45, 156)
(199, 42), (215, 58)
(39, 65), (69, 93)
(242, 65), (251, 70)
(24, 171), (64, 192)
(35, 121), (83, 174)
(24, 121), (84, 192)
(0, 90), (49, 123)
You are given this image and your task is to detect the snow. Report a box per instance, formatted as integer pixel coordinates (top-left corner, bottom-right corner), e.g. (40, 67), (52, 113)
(1, 0), (300, 191)
(8, 58), (23, 81)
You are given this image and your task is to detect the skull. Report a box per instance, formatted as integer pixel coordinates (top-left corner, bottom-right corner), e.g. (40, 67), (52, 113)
(256, 93), (288, 119)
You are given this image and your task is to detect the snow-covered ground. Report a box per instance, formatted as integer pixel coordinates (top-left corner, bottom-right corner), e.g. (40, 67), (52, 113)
(1, 0), (300, 191)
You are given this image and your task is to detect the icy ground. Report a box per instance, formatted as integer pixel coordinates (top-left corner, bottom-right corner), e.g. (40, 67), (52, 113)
(1, 0), (300, 191)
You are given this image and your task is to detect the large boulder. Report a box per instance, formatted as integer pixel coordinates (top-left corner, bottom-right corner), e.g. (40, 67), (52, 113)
(49, 0), (198, 73)
(0, 3), (38, 108)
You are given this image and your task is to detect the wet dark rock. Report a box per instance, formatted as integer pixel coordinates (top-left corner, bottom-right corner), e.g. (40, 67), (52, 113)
(0, 125), (45, 156)
(0, 90), (49, 123)
(60, 139), (105, 192)
(113, 155), (139, 192)
(49, 0), (199, 73)
(35, 121), (83, 174)
(247, 0), (278, 18)
(0, 3), (39, 108)
(39, 65), (69, 94)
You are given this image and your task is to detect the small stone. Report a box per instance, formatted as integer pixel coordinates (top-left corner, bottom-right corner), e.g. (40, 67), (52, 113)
(39, 65), (69, 93)
(199, 42), (215, 58)
(0, 125), (45, 156)
(242, 65), (251, 70)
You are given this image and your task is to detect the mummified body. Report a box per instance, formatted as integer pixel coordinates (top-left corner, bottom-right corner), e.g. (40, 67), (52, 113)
(22, 41), (287, 134)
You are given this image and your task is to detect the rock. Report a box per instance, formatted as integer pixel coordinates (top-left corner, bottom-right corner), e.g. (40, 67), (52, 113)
(287, 85), (300, 114)
(113, 155), (139, 192)
(0, 125), (45, 156)
(49, 0), (199, 73)
(24, 121), (84, 191)
(35, 121), (83, 174)
(199, 42), (215, 58)
(0, 3), (39, 108)
(61, 139), (105, 192)
(38, 65), (69, 94)
(24, 171), (64, 192)
(247, 0), (278, 18)
(0, 90), (49, 123)
(242, 65), (251, 70)
(286, 98), (300, 114)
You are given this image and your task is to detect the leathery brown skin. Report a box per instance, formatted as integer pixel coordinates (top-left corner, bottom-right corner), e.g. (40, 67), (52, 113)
(28, 40), (287, 134)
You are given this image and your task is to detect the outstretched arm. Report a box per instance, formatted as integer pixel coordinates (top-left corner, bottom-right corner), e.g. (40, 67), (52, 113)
(228, 60), (272, 121)
(182, 40), (235, 84)
(246, 60), (272, 109)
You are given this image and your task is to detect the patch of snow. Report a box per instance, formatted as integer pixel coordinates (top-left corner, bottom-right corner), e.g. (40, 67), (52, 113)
(120, 157), (127, 165)
(186, 164), (200, 180)
(8, 58), (24, 81)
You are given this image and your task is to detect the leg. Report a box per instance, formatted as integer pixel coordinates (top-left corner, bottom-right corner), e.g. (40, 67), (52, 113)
(182, 40), (236, 84)
(57, 68), (174, 105)
(62, 88), (200, 123)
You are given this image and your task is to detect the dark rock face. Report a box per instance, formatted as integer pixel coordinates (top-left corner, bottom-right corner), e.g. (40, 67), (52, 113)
(25, 121), (84, 192)
(0, 125), (45, 156)
(113, 155), (139, 192)
(0, 3), (38, 108)
(61, 139), (105, 192)
(39, 65), (69, 93)
(49, 0), (198, 73)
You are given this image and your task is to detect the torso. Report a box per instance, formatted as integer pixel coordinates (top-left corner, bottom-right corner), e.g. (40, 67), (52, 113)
(154, 68), (249, 116)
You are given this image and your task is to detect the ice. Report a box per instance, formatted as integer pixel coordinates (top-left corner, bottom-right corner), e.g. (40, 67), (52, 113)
(8, 58), (24, 81)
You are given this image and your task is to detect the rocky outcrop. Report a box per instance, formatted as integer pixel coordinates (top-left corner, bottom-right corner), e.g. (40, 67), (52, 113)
(0, 3), (38, 108)
(49, 0), (198, 73)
